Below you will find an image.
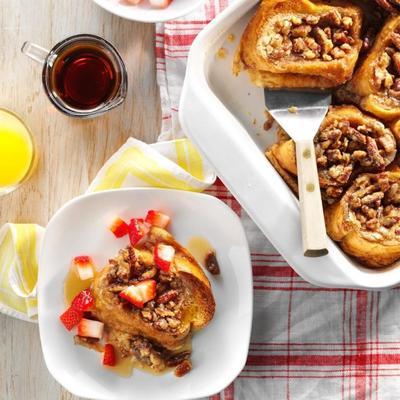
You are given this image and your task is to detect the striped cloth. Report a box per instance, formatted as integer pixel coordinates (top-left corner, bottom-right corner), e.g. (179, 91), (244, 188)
(0, 224), (43, 320)
(156, 1), (400, 399)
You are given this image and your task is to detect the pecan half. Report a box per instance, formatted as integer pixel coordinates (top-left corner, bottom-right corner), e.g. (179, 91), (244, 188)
(156, 289), (179, 304)
(205, 251), (221, 275)
(174, 359), (192, 377)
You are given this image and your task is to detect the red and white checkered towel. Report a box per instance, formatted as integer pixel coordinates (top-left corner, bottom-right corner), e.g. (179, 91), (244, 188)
(156, 2), (400, 399)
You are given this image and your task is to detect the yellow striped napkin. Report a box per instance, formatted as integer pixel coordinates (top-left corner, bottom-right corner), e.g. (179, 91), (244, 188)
(0, 138), (215, 322)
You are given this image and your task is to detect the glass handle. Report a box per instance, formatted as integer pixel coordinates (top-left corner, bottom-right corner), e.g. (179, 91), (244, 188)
(21, 41), (49, 64)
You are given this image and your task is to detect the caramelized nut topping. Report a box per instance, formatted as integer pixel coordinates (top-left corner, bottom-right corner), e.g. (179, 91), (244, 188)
(373, 31), (400, 102)
(156, 289), (179, 304)
(107, 245), (184, 333)
(259, 11), (355, 61)
(347, 174), (400, 241)
(314, 116), (396, 203)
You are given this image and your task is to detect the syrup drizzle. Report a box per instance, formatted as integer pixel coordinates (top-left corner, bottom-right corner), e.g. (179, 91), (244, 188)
(64, 265), (93, 305)
(186, 236), (215, 267)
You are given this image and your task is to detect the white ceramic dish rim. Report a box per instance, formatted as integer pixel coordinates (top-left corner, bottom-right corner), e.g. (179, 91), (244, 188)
(92, 0), (207, 23)
(38, 187), (253, 400)
(179, 0), (400, 290)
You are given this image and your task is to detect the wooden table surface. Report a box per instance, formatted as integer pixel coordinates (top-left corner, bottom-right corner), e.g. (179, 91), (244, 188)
(0, 1), (160, 398)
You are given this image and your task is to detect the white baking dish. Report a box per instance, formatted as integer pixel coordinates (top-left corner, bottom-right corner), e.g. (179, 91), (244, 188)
(180, 0), (400, 290)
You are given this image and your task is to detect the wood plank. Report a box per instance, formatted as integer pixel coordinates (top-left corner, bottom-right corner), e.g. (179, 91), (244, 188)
(0, 0), (160, 398)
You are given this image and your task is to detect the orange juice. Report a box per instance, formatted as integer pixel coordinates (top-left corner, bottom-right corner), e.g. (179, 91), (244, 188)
(0, 109), (34, 191)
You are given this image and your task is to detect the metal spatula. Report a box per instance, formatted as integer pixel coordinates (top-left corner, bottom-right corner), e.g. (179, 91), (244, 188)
(264, 89), (331, 257)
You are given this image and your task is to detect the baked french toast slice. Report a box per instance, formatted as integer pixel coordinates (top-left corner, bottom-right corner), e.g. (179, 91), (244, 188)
(92, 226), (215, 351)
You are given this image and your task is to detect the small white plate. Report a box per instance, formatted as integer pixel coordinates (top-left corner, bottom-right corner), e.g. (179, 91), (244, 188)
(92, 0), (206, 23)
(38, 188), (252, 400)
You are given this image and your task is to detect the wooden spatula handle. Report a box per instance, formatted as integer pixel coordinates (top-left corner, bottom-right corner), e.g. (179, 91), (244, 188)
(295, 139), (329, 257)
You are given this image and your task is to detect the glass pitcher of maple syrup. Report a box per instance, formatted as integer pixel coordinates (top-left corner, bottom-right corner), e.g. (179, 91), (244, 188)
(21, 34), (127, 118)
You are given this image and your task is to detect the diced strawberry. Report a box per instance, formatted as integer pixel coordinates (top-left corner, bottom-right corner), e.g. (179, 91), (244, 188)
(72, 255), (95, 281)
(145, 210), (171, 229)
(149, 0), (172, 8)
(71, 289), (94, 312)
(154, 243), (175, 272)
(60, 307), (83, 331)
(77, 318), (104, 339)
(109, 218), (129, 238)
(119, 280), (156, 308)
(128, 218), (150, 246)
(102, 343), (116, 366)
(74, 255), (91, 264)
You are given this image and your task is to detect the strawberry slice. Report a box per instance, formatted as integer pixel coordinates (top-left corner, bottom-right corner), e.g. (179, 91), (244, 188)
(102, 343), (116, 366)
(128, 218), (150, 246)
(109, 217), (129, 238)
(72, 256), (95, 281)
(149, 0), (172, 8)
(77, 318), (104, 339)
(71, 289), (94, 312)
(60, 307), (83, 331)
(119, 280), (156, 308)
(154, 243), (175, 272)
(145, 210), (171, 229)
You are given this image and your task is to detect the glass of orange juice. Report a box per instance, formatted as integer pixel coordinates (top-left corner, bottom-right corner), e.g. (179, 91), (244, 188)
(0, 108), (36, 196)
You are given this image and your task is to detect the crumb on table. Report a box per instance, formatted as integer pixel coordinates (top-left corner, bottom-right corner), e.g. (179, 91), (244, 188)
(288, 106), (298, 114)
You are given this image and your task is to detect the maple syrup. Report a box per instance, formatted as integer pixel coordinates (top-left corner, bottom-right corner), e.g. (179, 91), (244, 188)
(51, 44), (119, 110)
(105, 352), (135, 377)
(186, 236), (215, 267)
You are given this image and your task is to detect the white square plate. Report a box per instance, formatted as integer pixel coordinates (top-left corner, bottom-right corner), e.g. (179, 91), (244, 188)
(38, 188), (252, 400)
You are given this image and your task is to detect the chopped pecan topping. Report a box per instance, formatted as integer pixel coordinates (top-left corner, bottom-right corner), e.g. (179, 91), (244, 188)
(292, 25), (312, 38)
(313, 27), (333, 54)
(156, 289), (179, 304)
(373, 32), (400, 101)
(140, 267), (157, 280)
(386, 183), (400, 204)
(114, 335), (188, 373)
(259, 10), (356, 61)
(106, 244), (184, 333)
(314, 115), (396, 203)
(154, 318), (169, 330)
(305, 15), (320, 25)
(319, 10), (342, 27)
(347, 173), (400, 241)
